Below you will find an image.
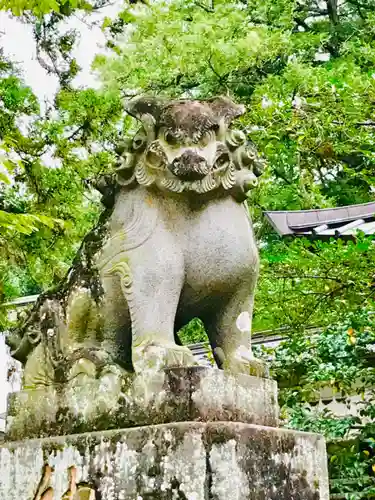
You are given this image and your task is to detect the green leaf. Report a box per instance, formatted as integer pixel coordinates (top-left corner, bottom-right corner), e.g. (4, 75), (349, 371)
(0, 171), (10, 184)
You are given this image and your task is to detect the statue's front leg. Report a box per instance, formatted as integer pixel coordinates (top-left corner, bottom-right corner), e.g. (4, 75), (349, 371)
(104, 228), (196, 373)
(206, 273), (268, 377)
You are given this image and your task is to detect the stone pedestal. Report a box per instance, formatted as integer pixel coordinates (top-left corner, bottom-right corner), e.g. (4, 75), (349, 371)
(6, 367), (278, 441)
(0, 368), (330, 499)
(0, 422), (329, 499)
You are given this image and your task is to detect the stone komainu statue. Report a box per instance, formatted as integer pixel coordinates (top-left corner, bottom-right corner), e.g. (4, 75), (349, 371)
(7, 96), (266, 388)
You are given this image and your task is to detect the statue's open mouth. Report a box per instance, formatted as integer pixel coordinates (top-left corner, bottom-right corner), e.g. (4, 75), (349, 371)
(132, 143), (236, 194)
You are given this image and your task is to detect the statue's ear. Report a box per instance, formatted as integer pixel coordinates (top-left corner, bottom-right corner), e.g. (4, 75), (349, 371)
(208, 96), (245, 123)
(207, 97), (245, 139)
(125, 97), (165, 142)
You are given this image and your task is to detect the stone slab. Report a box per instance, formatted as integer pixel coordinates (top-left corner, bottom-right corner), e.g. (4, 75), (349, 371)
(0, 421), (329, 499)
(6, 367), (278, 441)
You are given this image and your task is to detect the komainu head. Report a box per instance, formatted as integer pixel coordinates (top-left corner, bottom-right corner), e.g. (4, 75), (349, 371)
(115, 96), (265, 195)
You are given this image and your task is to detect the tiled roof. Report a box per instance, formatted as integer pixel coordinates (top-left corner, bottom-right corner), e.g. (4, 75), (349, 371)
(264, 201), (375, 238)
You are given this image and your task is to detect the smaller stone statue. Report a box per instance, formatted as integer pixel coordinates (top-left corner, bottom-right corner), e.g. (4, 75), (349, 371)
(7, 96), (265, 393)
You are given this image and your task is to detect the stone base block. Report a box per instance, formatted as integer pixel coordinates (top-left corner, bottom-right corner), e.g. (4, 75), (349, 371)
(0, 422), (329, 499)
(6, 367), (278, 441)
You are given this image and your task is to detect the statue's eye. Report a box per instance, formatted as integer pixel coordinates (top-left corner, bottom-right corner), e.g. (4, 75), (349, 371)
(215, 152), (230, 168)
(199, 131), (213, 147)
(165, 131), (179, 146)
(132, 135), (146, 152)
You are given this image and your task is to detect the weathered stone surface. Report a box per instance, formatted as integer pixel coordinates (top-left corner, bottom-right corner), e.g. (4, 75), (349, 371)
(0, 422), (329, 499)
(7, 96), (266, 395)
(6, 367), (278, 441)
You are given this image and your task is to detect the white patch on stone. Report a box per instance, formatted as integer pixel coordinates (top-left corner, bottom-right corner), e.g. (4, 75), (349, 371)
(271, 433), (328, 498)
(94, 438), (139, 499)
(64, 370), (124, 423)
(0, 446), (44, 498)
(131, 368), (166, 407)
(210, 439), (250, 499)
(236, 311), (251, 333)
(160, 429), (206, 499)
(192, 369), (278, 425)
(48, 445), (85, 496)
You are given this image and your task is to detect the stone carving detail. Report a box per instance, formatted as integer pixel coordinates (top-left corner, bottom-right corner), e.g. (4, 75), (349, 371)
(7, 96), (266, 394)
(34, 465), (96, 499)
(115, 97), (265, 200)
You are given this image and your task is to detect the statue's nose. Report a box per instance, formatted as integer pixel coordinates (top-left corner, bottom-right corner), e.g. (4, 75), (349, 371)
(169, 151), (209, 181)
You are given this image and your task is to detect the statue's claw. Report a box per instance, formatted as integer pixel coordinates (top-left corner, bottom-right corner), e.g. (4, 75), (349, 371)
(220, 346), (269, 378)
(132, 340), (197, 373)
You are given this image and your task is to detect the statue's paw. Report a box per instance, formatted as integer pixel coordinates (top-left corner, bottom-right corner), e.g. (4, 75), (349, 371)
(66, 356), (129, 418)
(68, 357), (97, 387)
(97, 363), (130, 396)
(132, 340), (197, 373)
(66, 349), (121, 387)
(223, 346), (269, 378)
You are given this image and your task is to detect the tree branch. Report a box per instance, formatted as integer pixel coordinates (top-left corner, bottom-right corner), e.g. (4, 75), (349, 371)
(346, 0), (374, 10)
(65, 123), (87, 142)
(207, 54), (228, 85)
(326, 0), (339, 24)
(195, 0), (214, 13)
(273, 168), (294, 185)
(294, 17), (311, 31)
